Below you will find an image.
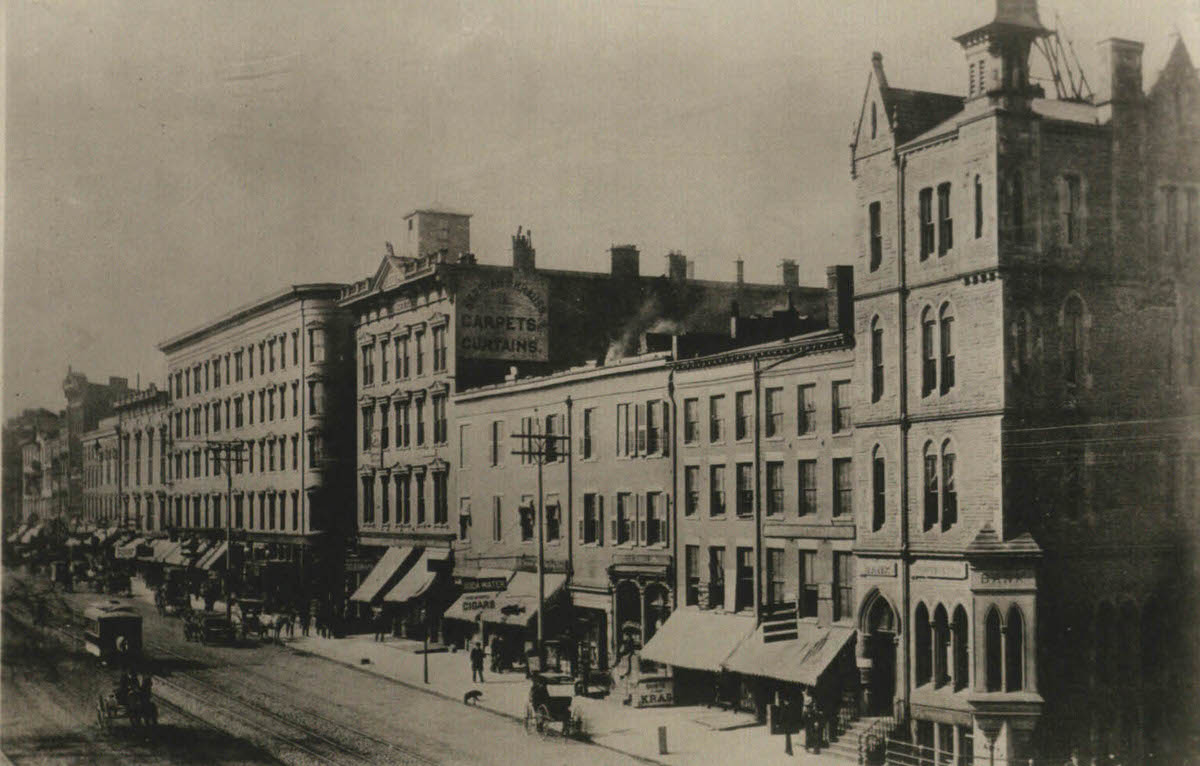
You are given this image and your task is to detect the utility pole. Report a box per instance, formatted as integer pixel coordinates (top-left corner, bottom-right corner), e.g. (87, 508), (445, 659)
(512, 412), (570, 664)
(206, 439), (245, 623)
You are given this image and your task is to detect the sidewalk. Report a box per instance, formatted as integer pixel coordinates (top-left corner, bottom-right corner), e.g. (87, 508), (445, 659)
(128, 579), (852, 765)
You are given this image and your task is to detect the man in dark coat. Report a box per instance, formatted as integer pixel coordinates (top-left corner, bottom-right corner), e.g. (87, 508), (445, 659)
(470, 641), (486, 683)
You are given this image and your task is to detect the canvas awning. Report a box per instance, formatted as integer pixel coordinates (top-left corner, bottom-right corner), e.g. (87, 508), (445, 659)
(639, 609), (756, 672)
(163, 544), (190, 566)
(20, 525), (44, 544)
(478, 571), (567, 626)
(151, 539), (180, 563)
(722, 623), (857, 687)
(115, 537), (147, 560)
(349, 546), (416, 604)
(196, 542), (228, 571)
(382, 548), (450, 605)
(6, 525), (28, 544)
(443, 571), (514, 622)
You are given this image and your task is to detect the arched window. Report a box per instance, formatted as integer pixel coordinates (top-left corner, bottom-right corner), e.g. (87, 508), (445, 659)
(871, 318), (884, 402)
(923, 441), (939, 531)
(933, 604), (950, 688)
(921, 307), (937, 397)
(985, 607), (1003, 691)
(915, 603), (932, 686)
(1063, 296), (1085, 385)
(939, 303), (955, 394)
(1005, 605), (1024, 691)
(953, 605), (969, 691)
(941, 440), (957, 531)
(872, 446), (886, 532)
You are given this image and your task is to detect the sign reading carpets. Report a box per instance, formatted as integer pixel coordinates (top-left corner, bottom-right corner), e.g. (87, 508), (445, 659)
(457, 272), (549, 361)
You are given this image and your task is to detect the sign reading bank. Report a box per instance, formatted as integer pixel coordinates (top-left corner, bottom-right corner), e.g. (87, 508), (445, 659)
(457, 272), (549, 362)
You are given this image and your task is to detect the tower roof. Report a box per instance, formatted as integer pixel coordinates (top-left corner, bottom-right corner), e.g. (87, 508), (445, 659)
(954, 0), (1048, 43)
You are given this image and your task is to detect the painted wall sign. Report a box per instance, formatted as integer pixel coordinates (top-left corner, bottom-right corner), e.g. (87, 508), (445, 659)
(911, 561), (968, 580)
(457, 273), (549, 361)
(861, 562), (898, 578)
(455, 577), (510, 593)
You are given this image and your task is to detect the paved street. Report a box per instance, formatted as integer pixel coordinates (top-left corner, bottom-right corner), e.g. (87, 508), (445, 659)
(1, 568), (644, 766)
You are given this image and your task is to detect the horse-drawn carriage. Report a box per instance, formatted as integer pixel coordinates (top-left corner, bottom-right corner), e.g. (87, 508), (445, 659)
(233, 598), (271, 640)
(183, 610), (235, 645)
(154, 569), (190, 616)
(97, 675), (157, 732)
(523, 673), (583, 738)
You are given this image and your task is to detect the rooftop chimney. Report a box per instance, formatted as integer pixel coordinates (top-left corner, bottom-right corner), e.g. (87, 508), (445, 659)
(735, 259), (744, 285)
(1095, 38), (1144, 106)
(611, 245), (640, 280)
(826, 265), (854, 334)
(779, 259), (799, 287)
(512, 226), (536, 271)
(667, 251), (688, 282)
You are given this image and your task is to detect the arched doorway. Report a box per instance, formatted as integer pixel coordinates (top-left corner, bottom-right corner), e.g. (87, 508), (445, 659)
(862, 592), (898, 716)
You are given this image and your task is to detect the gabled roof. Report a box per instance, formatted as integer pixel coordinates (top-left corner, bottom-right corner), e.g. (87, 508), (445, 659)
(1147, 36), (1199, 98)
(853, 53), (964, 151)
(965, 524), (1042, 557)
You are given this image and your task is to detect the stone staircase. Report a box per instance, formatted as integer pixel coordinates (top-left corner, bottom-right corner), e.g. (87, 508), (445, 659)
(822, 715), (891, 763)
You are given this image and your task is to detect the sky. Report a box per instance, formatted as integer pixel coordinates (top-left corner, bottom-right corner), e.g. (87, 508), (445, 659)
(5, 0), (1198, 415)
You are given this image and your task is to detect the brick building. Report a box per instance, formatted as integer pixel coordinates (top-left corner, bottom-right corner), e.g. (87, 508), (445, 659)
(339, 208), (825, 615)
(848, 1), (1197, 762)
(157, 283), (355, 603)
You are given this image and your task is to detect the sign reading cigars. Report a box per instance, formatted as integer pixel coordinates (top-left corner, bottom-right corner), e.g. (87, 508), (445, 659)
(457, 272), (549, 362)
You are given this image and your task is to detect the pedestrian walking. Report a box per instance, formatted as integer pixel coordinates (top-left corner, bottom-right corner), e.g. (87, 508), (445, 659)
(374, 609), (387, 642)
(470, 641), (486, 683)
(489, 635), (501, 673)
(285, 607), (295, 638)
(300, 607), (311, 637)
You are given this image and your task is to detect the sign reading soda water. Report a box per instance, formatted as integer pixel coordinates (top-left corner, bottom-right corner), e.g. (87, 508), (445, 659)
(457, 272), (549, 361)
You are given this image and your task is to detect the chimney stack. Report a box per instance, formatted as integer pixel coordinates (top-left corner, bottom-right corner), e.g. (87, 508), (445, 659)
(611, 245), (640, 279)
(667, 251), (688, 282)
(779, 259), (799, 287)
(512, 226), (536, 271)
(826, 265), (854, 333)
(1095, 38), (1143, 106)
(735, 259), (744, 285)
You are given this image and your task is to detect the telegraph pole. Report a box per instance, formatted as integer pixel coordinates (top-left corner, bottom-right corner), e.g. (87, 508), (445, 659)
(206, 440), (244, 622)
(512, 414), (570, 663)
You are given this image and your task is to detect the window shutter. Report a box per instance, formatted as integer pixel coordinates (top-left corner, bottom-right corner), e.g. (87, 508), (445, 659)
(661, 401), (670, 456)
(635, 403), (645, 455)
(616, 405), (625, 456)
(598, 496), (605, 545)
(637, 494), (646, 545)
(662, 497), (670, 547)
(610, 507), (617, 543)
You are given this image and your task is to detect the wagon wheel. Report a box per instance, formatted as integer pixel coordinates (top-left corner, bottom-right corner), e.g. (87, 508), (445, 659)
(536, 704), (552, 736)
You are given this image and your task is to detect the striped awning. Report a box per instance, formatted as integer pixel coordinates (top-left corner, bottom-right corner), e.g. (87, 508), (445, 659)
(382, 548), (450, 604)
(349, 546), (416, 604)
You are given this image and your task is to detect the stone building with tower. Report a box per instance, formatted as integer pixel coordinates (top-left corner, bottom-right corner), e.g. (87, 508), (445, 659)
(847, 1), (1198, 762)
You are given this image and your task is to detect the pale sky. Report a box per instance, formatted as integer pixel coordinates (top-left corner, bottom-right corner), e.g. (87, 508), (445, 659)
(5, 0), (1198, 414)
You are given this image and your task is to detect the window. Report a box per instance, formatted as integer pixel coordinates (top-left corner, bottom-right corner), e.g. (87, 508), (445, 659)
(869, 201), (882, 271)
(291, 435), (299, 470)
(414, 330), (425, 375)
(709, 395), (725, 442)
(457, 498), (469, 541)
(953, 606), (969, 692)
(1061, 174), (1083, 245)
(399, 402), (410, 447)
(379, 339), (389, 382)
(490, 421), (503, 466)
(616, 493), (632, 544)
(492, 497), (503, 542)
(1063, 296), (1085, 385)
(834, 553), (853, 621)
(685, 546), (700, 606)
(708, 547), (726, 609)
(833, 458), (852, 517)
(985, 607), (1003, 691)
(433, 396), (447, 444)
(709, 465), (726, 516)
(381, 474), (391, 524)
(398, 336), (409, 378)
(433, 326), (447, 371)
(832, 381), (852, 433)
(361, 345), (374, 385)
(735, 391), (751, 440)
(798, 460), (817, 516)
(616, 404), (630, 457)
(916, 603), (932, 686)
(735, 547), (754, 611)
(581, 408), (594, 459)
(974, 174), (983, 239)
(942, 444), (957, 530)
(765, 388), (782, 437)
(397, 474), (411, 524)
(258, 343), (265, 375)
(308, 328), (324, 363)
(873, 448), (886, 531)
(267, 340), (276, 372)
(919, 187), (934, 259)
(923, 443), (939, 532)
(871, 320), (884, 402)
(433, 471), (448, 525)
(736, 463), (753, 517)
(939, 305), (955, 394)
(415, 472), (426, 524)
(646, 402), (663, 454)
(937, 182), (953, 255)
(582, 493), (602, 544)
(361, 476), (374, 524)
(415, 398), (425, 445)
(361, 407), (373, 451)
(545, 497), (561, 542)
(922, 307), (937, 396)
(766, 462), (783, 516)
(683, 398), (699, 443)
(645, 492), (665, 545)
(799, 551), (818, 618)
(797, 385), (815, 435)
(684, 465), (700, 516)
(766, 549), (785, 606)
(292, 382), (299, 417)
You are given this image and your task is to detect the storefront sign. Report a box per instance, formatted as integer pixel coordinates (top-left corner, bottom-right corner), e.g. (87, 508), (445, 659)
(455, 577), (510, 592)
(912, 561), (968, 580)
(975, 568), (1036, 590)
(861, 562), (897, 578)
(460, 596), (497, 613)
(635, 676), (675, 708)
(457, 273), (549, 361)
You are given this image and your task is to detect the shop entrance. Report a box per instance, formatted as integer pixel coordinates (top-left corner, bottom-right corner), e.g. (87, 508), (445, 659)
(863, 592), (898, 716)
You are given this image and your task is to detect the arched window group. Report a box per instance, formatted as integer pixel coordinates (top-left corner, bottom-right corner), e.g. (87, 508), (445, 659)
(920, 303), (955, 397)
(915, 601), (969, 691)
(922, 439), (957, 532)
(984, 604), (1026, 692)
